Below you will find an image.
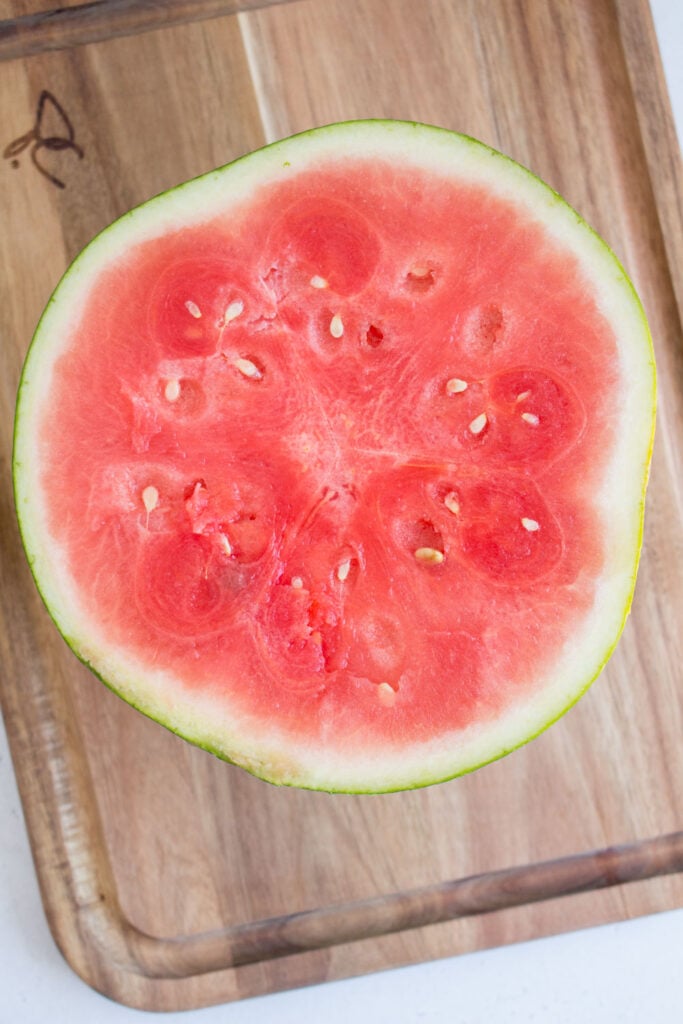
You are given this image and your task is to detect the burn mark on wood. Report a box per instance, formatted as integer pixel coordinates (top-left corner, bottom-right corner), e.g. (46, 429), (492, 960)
(3, 90), (83, 189)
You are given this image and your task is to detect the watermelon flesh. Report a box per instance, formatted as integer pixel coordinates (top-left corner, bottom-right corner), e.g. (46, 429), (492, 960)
(14, 122), (655, 791)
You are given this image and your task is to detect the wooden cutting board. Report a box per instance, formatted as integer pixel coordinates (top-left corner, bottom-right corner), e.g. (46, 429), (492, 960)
(1, 0), (682, 1011)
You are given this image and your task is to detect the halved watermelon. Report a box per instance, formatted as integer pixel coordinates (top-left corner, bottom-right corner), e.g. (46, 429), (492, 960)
(13, 121), (655, 792)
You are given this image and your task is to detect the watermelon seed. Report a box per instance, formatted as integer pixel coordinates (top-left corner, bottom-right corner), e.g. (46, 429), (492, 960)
(337, 559), (352, 582)
(224, 300), (244, 324)
(378, 682), (397, 705)
(184, 300), (202, 319)
(414, 547), (444, 565)
(521, 412), (540, 426)
(235, 357), (262, 380)
(310, 275), (329, 289)
(329, 314), (344, 339)
(219, 533), (232, 556)
(516, 390), (531, 403)
(521, 518), (540, 532)
(444, 492), (460, 515)
(142, 486), (158, 527)
(407, 266), (435, 290)
(468, 412), (488, 435)
(446, 377), (468, 395)
(184, 479), (207, 502)
(164, 379), (181, 402)
(291, 576), (304, 589)
(142, 485), (158, 513)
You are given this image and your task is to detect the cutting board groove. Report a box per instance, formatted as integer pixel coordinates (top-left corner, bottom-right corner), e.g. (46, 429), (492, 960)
(1, 0), (682, 1010)
(0, 0), (287, 62)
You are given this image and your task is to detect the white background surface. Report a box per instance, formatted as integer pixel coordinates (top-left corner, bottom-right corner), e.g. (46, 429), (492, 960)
(2, 2), (682, 1021)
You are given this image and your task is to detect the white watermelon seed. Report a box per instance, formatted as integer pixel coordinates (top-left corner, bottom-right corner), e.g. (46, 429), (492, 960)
(235, 357), (262, 380)
(444, 492), (460, 515)
(329, 314), (344, 338)
(225, 300), (244, 323)
(409, 266), (431, 278)
(184, 300), (202, 319)
(516, 390), (531, 403)
(521, 412), (540, 425)
(164, 378), (181, 402)
(521, 517), (540, 532)
(414, 547), (444, 564)
(291, 576), (304, 589)
(219, 533), (232, 555)
(337, 559), (351, 582)
(142, 486), (158, 513)
(310, 275), (329, 289)
(468, 412), (488, 435)
(446, 377), (468, 395)
(378, 682), (396, 706)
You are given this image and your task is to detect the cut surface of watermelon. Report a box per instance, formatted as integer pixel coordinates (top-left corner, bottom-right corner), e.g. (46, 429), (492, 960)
(13, 121), (655, 792)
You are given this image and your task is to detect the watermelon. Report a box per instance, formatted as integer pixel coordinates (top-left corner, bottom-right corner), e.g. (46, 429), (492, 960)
(13, 121), (655, 793)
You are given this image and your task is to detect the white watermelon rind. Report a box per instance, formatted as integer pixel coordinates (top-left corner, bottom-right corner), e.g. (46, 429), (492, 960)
(13, 120), (656, 793)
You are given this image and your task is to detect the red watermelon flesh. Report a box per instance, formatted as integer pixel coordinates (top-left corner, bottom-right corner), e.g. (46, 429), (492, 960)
(13, 122), (655, 791)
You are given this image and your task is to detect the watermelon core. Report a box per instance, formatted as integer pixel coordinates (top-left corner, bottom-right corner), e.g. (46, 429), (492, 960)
(13, 121), (655, 792)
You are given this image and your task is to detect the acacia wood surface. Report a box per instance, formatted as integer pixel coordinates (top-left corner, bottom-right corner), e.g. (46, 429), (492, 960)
(0, 0), (682, 1011)
(0, 0), (288, 63)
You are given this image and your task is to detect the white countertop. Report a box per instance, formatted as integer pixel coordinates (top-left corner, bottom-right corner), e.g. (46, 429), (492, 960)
(2, 2), (682, 1020)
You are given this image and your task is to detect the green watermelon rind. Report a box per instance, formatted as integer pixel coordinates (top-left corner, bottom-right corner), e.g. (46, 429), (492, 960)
(13, 120), (656, 793)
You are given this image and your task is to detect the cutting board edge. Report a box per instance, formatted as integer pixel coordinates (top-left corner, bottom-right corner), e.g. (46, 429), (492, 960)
(48, 831), (683, 1010)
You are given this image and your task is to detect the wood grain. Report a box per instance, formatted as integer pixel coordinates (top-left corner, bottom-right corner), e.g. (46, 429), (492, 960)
(0, 0), (84, 21)
(0, 0), (682, 1011)
(0, 0), (287, 62)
